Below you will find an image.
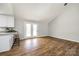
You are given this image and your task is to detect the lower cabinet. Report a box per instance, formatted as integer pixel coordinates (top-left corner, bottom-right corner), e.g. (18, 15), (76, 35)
(0, 34), (14, 52)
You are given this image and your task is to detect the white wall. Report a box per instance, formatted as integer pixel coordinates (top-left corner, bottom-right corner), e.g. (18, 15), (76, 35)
(15, 17), (48, 39)
(48, 4), (79, 42)
(38, 22), (48, 37)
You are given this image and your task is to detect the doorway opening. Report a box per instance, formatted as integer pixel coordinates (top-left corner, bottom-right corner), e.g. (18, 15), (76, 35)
(25, 23), (38, 38)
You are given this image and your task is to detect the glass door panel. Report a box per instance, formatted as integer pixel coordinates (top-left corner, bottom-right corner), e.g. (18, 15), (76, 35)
(33, 24), (37, 36)
(26, 23), (31, 37)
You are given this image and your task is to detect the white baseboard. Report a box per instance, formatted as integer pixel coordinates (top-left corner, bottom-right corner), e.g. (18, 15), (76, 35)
(21, 35), (48, 40)
(50, 36), (79, 43)
(20, 35), (79, 43)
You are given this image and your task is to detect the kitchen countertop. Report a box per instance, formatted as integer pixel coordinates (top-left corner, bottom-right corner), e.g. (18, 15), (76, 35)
(0, 31), (17, 35)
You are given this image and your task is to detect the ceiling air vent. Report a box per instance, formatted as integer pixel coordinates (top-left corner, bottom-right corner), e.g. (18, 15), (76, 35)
(64, 3), (68, 6)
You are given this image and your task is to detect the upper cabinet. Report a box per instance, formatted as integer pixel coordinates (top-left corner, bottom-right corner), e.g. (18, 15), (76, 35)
(7, 16), (14, 27)
(0, 3), (14, 15)
(0, 15), (7, 27)
(0, 15), (14, 27)
(0, 3), (14, 27)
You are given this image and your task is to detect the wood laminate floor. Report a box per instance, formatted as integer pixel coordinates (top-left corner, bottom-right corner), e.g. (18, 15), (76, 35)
(0, 36), (79, 56)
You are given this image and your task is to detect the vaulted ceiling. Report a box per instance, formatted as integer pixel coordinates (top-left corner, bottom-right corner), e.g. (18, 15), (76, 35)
(0, 3), (66, 22)
(13, 3), (65, 22)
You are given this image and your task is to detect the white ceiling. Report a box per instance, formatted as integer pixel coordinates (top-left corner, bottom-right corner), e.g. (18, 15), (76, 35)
(0, 3), (79, 22)
(13, 3), (65, 22)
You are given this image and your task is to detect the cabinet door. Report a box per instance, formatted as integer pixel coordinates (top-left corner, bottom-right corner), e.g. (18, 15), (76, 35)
(0, 4), (13, 15)
(7, 16), (14, 27)
(0, 15), (7, 27)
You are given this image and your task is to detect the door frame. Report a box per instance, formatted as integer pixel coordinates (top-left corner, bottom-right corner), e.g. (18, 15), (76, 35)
(24, 21), (38, 39)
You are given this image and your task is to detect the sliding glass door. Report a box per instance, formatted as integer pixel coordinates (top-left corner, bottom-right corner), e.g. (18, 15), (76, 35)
(25, 23), (38, 38)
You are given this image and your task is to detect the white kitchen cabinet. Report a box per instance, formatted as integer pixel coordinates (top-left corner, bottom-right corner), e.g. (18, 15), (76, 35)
(0, 4), (13, 15)
(7, 16), (14, 27)
(0, 15), (14, 27)
(0, 15), (7, 27)
(0, 34), (14, 52)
